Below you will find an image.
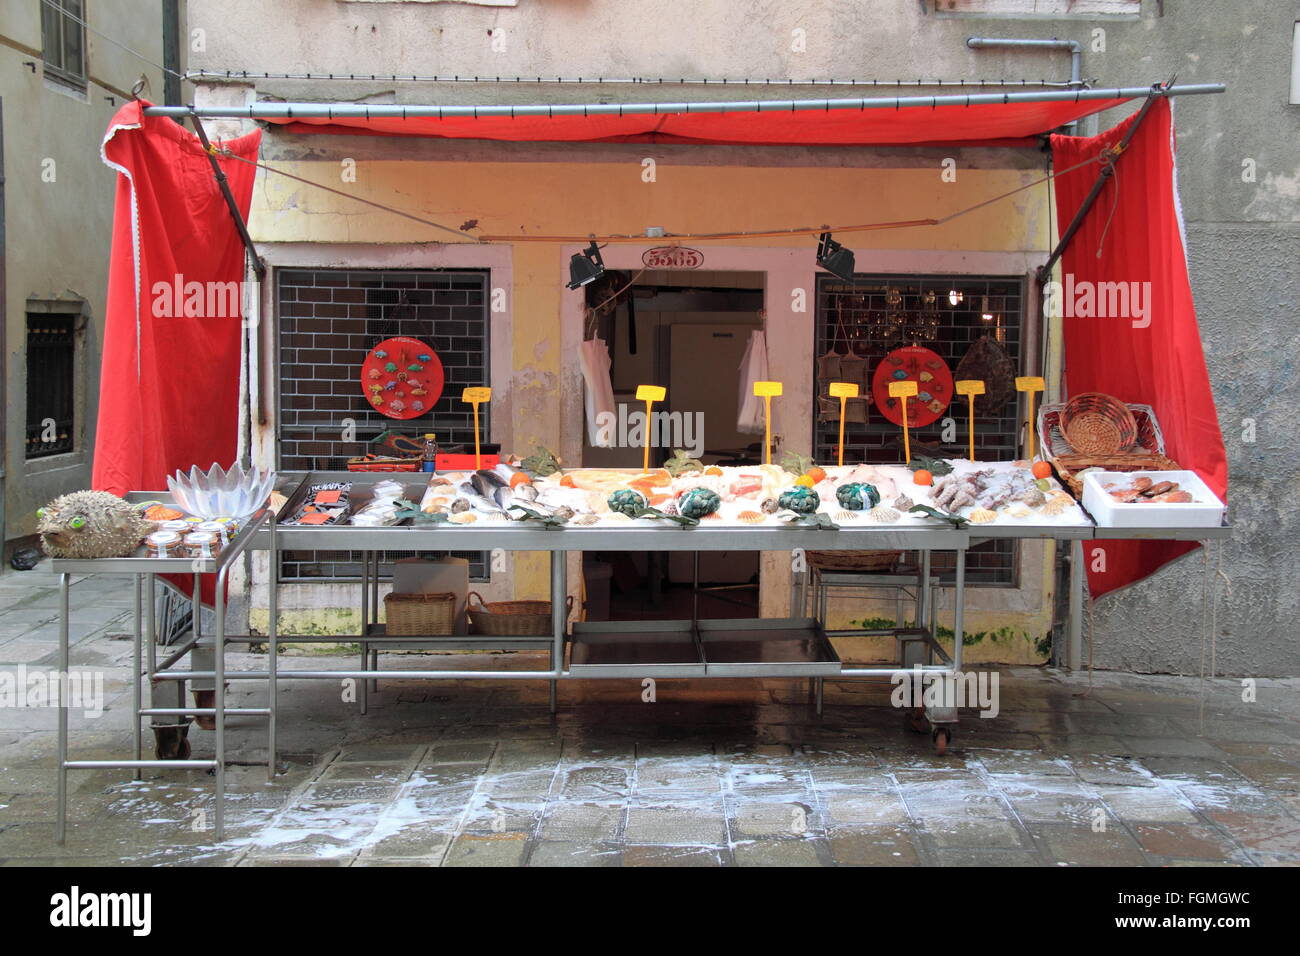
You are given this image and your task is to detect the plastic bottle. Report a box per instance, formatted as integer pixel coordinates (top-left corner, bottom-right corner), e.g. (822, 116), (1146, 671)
(422, 433), (439, 472)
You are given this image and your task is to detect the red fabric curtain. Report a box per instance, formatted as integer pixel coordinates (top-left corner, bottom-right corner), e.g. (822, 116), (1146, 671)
(1050, 98), (1227, 598)
(94, 101), (261, 606)
(270, 96), (1130, 146)
(93, 101), (260, 496)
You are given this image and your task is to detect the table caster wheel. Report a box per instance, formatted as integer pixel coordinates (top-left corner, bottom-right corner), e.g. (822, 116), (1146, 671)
(932, 727), (951, 756)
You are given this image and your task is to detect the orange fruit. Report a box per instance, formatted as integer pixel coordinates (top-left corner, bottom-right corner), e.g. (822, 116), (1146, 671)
(806, 466), (827, 484)
(1031, 461), (1052, 480)
(704, 466), (723, 476)
(913, 469), (933, 486)
(794, 475), (815, 488)
(509, 472), (533, 488)
(559, 474), (575, 488)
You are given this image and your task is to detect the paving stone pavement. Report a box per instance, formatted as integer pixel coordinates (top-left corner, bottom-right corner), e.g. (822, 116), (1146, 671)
(1, 568), (1298, 867)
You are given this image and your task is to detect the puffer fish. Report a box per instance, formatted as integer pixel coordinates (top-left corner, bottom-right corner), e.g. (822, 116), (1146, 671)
(37, 490), (152, 558)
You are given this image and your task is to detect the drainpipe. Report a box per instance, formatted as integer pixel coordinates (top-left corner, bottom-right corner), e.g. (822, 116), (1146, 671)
(966, 37), (1084, 132)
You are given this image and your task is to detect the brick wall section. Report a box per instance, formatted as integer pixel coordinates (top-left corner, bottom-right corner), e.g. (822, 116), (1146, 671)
(813, 275), (1025, 585)
(278, 268), (490, 468)
(277, 268), (491, 580)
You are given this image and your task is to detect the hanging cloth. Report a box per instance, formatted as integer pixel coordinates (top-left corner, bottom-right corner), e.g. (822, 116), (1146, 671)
(737, 329), (769, 434)
(579, 337), (616, 446)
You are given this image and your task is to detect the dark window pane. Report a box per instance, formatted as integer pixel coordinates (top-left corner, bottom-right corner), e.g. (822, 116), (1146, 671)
(26, 314), (77, 459)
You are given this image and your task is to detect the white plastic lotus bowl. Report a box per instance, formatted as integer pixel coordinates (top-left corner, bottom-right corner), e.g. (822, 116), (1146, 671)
(167, 462), (276, 520)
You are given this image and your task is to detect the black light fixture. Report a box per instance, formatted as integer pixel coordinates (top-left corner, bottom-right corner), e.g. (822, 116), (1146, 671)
(567, 241), (606, 289)
(816, 232), (856, 282)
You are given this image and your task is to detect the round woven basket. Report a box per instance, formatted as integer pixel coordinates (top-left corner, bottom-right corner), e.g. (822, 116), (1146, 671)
(468, 591), (574, 636)
(1060, 392), (1137, 455)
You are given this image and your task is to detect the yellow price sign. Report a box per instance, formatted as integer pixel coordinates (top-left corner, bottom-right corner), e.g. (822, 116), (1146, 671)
(753, 381), (783, 464)
(828, 382), (859, 467)
(887, 381), (918, 463)
(461, 387), (492, 469)
(635, 384), (665, 470)
(1015, 377), (1046, 460)
(955, 380), (985, 461)
(635, 384), (666, 402)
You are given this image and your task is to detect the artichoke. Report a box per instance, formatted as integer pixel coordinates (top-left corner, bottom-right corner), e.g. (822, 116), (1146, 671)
(835, 482), (881, 511)
(778, 486), (820, 514)
(607, 489), (648, 517)
(676, 487), (721, 519)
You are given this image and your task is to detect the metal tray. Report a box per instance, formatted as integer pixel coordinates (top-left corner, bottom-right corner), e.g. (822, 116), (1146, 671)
(568, 619), (706, 677)
(697, 617), (842, 677)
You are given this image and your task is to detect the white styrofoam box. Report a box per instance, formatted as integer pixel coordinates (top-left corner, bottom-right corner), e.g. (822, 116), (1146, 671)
(1081, 470), (1225, 528)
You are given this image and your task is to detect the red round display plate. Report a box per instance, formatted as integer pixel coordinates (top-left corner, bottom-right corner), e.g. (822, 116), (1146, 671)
(359, 336), (445, 420)
(871, 345), (954, 428)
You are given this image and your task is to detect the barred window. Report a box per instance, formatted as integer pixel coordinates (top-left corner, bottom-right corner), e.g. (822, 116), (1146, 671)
(41, 0), (87, 90)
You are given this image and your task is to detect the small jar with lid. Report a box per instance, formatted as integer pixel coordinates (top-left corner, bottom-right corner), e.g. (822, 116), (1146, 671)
(183, 531), (218, 560)
(195, 520), (229, 548)
(145, 530), (181, 558)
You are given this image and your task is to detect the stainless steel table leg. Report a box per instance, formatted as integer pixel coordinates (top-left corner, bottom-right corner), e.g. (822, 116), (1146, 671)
(359, 550), (370, 716)
(1068, 539), (1084, 671)
(268, 512), (278, 779)
(132, 574), (143, 778)
(953, 547), (966, 673)
(551, 550), (566, 715)
(213, 570), (226, 842)
(56, 572), (70, 845)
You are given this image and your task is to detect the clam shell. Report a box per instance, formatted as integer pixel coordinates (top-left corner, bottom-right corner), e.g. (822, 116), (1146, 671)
(1042, 496), (1072, 516)
(737, 511), (766, 524)
(449, 512), (477, 524)
(833, 510), (859, 522)
(968, 508), (997, 524)
(865, 506), (900, 523)
(572, 514), (600, 526)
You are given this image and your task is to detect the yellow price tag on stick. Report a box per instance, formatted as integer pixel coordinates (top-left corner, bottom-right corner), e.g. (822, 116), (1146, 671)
(636, 384), (666, 471)
(461, 387), (492, 469)
(888, 381), (919, 464)
(955, 380), (985, 462)
(753, 381), (783, 464)
(1015, 376), (1046, 460)
(828, 382), (859, 467)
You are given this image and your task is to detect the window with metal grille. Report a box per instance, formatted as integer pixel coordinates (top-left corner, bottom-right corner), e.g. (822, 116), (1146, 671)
(277, 268), (491, 581)
(26, 314), (77, 459)
(813, 274), (1025, 585)
(41, 0), (87, 90)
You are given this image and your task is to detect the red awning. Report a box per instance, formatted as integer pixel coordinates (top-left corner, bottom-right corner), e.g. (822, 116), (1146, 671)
(267, 96), (1131, 146)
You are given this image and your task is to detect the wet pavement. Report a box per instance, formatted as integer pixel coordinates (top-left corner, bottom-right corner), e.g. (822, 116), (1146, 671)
(1, 569), (1298, 867)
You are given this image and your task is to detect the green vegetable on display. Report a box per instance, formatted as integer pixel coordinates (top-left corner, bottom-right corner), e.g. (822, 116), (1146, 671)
(520, 446), (562, 477)
(907, 455), (954, 476)
(779, 450), (814, 477)
(663, 448), (705, 477)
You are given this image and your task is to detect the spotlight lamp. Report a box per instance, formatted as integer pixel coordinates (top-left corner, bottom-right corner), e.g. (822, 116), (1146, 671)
(816, 232), (856, 282)
(567, 241), (606, 290)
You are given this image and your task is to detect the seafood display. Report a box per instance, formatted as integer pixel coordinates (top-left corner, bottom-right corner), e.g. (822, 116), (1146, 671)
(1098, 475), (1194, 503)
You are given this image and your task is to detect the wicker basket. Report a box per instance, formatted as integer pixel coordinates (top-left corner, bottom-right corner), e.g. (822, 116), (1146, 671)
(1038, 400), (1178, 496)
(468, 591), (574, 636)
(383, 591), (456, 635)
(1059, 392), (1138, 455)
(807, 550), (902, 573)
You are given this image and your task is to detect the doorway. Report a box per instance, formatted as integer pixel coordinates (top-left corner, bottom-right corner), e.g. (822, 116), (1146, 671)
(580, 271), (764, 623)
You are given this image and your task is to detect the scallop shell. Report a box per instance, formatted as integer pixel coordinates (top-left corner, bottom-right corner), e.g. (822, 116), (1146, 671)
(1042, 495), (1073, 516)
(737, 510), (767, 524)
(449, 512), (477, 524)
(572, 513), (600, 526)
(1004, 503), (1031, 519)
(833, 510), (859, 522)
(968, 508), (998, 524)
(602, 512), (632, 523)
(479, 512), (508, 522)
(893, 494), (914, 510)
(865, 506), (900, 523)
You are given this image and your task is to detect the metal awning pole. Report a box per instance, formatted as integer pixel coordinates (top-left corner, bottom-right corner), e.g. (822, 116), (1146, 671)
(143, 83), (1225, 120)
(189, 110), (266, 280)
(1035, 80), (1172, 285)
